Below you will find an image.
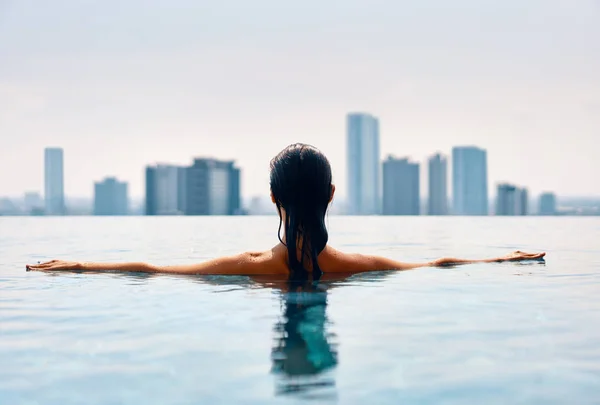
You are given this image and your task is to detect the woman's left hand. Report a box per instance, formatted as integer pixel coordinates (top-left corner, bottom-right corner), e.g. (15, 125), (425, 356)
(496, 251), (546, 262)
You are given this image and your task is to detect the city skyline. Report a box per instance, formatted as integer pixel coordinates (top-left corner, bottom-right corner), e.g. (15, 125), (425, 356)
(7, 131), (598, 202)
(8, 140), (583, 208)
(1, 1), (598, 200)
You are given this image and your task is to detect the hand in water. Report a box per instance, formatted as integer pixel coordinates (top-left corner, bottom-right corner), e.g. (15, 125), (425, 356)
(26, 260), (81, 272)
(498, 251), (546, 262)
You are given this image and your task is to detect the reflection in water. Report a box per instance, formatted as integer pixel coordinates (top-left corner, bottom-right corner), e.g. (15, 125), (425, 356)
(271, 283), (338, 398)
(77, 271), (397, 399)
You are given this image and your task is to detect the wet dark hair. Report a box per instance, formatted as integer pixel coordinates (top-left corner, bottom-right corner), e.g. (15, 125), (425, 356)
(269, 143), (333, 282)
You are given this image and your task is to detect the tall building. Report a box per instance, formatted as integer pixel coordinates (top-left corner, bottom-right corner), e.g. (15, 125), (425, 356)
(145, 166), (156, 215)
(496, 184), (517, 215)
(94, 177), (128, 215)
(427, 153), (448, 215)
(145, 165), (187, 215)
(539, 193), (557, 215)
(452, 146), (488, 215)
(516, 188), (528, 216)
(347, 113), (380, 215)
(496, 184), (528, 215)
(44, 147), (65, 215)
(229, 165), (241, 215)
(185, 158), (241, 215)
(382, 156), (420, 215)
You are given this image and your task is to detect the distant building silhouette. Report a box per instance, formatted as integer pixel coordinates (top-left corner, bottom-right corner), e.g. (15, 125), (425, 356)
(44, 147), (65, 215)
(496, 184), (528, 215)
(145, 167), (156, 215)
(517, 188), (528, 216)
(427, 153), (448, 215)
(346, 113), (380, 215)
(185, 158), (241, 215)
(94, 177), (129, 215)
(145, 164), (186, 215)
(229, 164), (241, 215)
(452, 146), (488, 215)
(24, 192), (43, 213)
(382, 156), (420, 215)
(539, 192), (557, 215)
(496, 184), (517, 215)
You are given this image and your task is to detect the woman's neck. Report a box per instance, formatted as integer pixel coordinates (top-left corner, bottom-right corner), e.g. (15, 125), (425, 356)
(280, 233), (317, 268)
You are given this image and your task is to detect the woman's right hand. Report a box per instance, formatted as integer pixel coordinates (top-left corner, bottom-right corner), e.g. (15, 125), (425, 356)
(26, 260), (82, 272)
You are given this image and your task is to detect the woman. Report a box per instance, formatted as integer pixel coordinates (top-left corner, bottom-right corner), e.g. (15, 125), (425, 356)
(26, 143), (545, 277)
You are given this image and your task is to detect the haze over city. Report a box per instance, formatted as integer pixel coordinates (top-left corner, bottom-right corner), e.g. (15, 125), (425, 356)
(1, 0), (599, 200)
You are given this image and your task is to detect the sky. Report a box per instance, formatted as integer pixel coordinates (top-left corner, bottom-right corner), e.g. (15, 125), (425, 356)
(1, 0), (599, 200)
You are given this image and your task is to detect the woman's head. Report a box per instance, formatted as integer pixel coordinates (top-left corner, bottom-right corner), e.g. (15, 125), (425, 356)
(269, 144), (335, 281)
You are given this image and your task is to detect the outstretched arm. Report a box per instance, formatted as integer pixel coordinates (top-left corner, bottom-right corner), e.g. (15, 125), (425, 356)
(26, 252), (278, 276)
(342, 250), (546, 272)
(429, 250), (546, 267)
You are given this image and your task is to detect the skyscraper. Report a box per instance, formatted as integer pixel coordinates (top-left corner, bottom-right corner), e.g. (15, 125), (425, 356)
(496, 184), (517, 215)
(347, 113), (380, 215)
(516, 188), (528, 216)
(44, 147), (65, 215)
(185, 158), (241, 215)
(94, 177), (129, 215)
(539, 193), (557, 215)
(452, 146), (488, 215)
(496, 184), (528, 215)
(428, 153), (448, 215)
(145, 164), (187, 215)
(229, 165), (241, 216)
(382, 156), (420, 215)
(145, 166), (157, 215)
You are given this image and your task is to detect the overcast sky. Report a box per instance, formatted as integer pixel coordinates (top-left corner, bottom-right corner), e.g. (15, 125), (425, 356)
(1, 0), (599, 200)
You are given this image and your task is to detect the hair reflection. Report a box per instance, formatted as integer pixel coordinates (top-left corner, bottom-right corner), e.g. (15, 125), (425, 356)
(101, 270), (395, 399)
(271, 280), (337, 397)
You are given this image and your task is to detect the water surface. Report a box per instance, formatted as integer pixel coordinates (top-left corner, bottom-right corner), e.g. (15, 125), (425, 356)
(1, 216), (599, 404)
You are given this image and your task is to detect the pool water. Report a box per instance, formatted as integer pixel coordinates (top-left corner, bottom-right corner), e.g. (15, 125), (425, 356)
(1, 216), (599, 404)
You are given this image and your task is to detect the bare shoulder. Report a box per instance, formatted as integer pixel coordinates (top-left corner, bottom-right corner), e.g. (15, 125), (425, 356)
(234, 249), (288, 275)
(319, 246), (381, 272)
(319, 246), (426, 273)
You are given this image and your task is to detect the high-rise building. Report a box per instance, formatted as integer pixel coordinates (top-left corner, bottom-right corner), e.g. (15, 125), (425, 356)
(427, 153), (448, 215)
(539, 193), (557, 215)
(382, 156), (420, 215)
(496, 184), (517, 215)
(516, 188), (528, 216)
(94, 177), (129, 215)
(347, 113), (380, 215)
(496, 184), (528, 215)
(229, 165), (241, 215)
(452, 146), (488, 215)
(145, 166), (156, 215)
(145, 165), (187, 215)
(44, 147), (65, 215)
(185, 158), (241, 215)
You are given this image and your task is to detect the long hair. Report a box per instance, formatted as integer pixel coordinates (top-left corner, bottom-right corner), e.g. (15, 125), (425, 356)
(269, 144), (332, 283)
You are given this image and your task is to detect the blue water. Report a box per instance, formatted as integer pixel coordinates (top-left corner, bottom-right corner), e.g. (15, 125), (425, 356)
(1, 216), (599, 404)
